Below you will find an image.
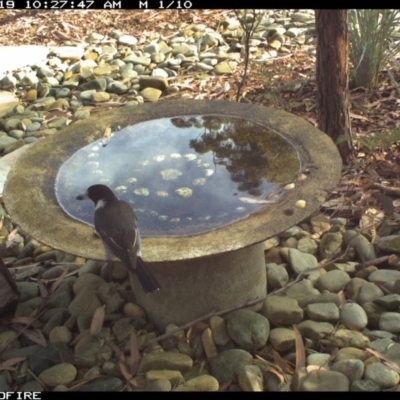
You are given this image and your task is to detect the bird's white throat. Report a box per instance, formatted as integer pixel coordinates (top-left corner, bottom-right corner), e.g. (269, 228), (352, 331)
(95, 199), (107, 210)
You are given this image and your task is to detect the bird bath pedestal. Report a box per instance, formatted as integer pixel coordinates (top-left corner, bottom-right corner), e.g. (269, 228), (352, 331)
(4, 100), (341, 330)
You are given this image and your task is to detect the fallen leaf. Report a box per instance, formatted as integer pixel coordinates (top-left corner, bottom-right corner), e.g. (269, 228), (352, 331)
(70, 329), (90, 346)
(272, 348), (293, 374)
(293, 326), (305, 371)
(102, 126), (112, 140)
(130, 331), (140, 376)
(329, 347), (339, 362)
(266, 188), (283, 199)
(20, 328), (46, 347)
(37, 280), (48, 298)
(337, 290), (346, 308)
(90, 305), (106, 336)
(0, 357), (26, 371)
(11, 316), (35, 325)
(67, 376), (105, 391)
(6, 228), (19, 248)
(306, 365), (327, 372)
(49, 268), (69, 294)
(350, 111), (370, 121)
(265, 366), (287, 384)
(219, 379), (233, 391)
(109, 342), (141, 388)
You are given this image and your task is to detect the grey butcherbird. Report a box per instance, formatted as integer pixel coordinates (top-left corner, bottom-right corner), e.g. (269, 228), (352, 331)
(76, 184), (160, 293)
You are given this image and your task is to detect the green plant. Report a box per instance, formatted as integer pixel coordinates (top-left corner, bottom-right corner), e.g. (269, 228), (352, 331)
(339, 127), (400, 150)
(348, 9), (400, 89)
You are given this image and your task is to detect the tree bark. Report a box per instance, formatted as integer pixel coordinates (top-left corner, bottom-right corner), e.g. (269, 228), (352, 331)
(315, 9), (353, 165)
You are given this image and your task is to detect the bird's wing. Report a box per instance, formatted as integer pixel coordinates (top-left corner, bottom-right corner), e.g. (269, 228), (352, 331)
(94, 200), (139, 269)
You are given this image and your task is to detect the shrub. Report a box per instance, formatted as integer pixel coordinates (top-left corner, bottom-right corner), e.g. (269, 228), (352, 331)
(348, 9), (400, 89)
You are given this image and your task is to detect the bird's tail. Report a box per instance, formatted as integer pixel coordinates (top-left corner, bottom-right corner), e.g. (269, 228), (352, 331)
(136, 257), (161, 293)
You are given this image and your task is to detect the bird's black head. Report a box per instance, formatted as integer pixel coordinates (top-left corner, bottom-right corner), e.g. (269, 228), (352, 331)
(76, 184), (116, 203)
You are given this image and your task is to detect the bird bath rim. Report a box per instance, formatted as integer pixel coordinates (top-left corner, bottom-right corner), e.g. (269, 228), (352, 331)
(3, 100), (342, 263)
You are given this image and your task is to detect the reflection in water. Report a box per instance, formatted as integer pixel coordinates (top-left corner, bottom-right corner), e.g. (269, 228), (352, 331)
(55, 115), (300, 236)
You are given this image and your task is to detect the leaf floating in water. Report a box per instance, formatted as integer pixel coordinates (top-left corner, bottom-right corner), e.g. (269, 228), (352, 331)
(153, 155), (165, 162)
(267, 188), (284, 199)
(161, 169), (182, 180)
(183, 153), (197, 161)
(238, 197), (272, 204)
(127, 177), (137, 184)
(193, 178), (206, 186)
(115, 185), (128, 193)
(175, 188), (193, 197)
(156, 191), (169, 197)
(134, 188), (150, 196)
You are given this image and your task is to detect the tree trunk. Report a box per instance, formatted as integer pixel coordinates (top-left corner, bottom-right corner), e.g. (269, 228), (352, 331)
(315, 9), (353, 165)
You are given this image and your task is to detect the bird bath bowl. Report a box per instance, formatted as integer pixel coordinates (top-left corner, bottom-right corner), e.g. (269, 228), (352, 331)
(4, 100), (341, 330)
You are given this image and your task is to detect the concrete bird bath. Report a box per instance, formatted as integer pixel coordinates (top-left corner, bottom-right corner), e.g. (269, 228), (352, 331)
(4, 100), (341, 330)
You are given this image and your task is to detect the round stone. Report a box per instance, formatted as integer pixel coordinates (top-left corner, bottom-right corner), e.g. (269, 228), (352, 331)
(177, 375), (219, 391)
(357, 282), (384, 304)
(38, 363), (77, 387)
(238, 365), (263, 391)
(262, 296), (303, 325)
(307, 353), (330, 367)
(49, 326), (72, 344)
(315, 270), (351, 293)
(364, 362), (400, 388)
(268, 328), (295, 352)
(209, 349), (253, 384)
(350, 379), (380, 392)
(369, 269), (400, 283)
(297, 369), (349, 391)
(331, 359), (364, 383)
(226, 309), (270, 350)
(379, 312), (400, 333)
(340, 302), (368, 330)
(296, 320), (334, 340)
(266, 263), (289, 289)
(306, 302), (339, 323)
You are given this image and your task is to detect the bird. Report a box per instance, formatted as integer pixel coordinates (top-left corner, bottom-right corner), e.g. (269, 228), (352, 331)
(76, 184), (161, 293)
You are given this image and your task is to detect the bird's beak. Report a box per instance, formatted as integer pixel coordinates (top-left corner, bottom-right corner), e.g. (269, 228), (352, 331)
(76, 192), (89, 200)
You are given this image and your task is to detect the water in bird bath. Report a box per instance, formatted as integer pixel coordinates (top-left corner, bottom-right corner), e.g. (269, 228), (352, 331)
(55, 115), (300, 236)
